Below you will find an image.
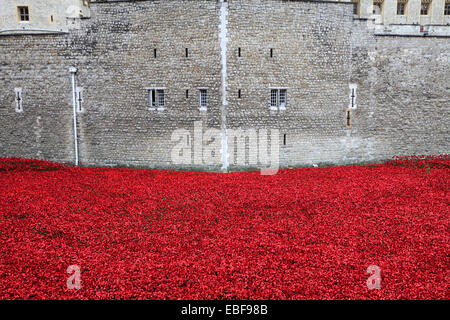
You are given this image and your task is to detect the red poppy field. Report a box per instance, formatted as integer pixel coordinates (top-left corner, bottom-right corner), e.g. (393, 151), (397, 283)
(0, 156), (448, 300)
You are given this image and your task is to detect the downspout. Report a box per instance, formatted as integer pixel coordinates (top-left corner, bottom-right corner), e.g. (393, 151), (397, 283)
(219, 0), (229, 172)
(69, 67), (79, 166)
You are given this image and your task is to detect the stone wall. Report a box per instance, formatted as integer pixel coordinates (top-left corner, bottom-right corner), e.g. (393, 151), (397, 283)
(226, 0), (356, 169)
(0, 0), (448, 171)
(0, 0), (90, 35)
(0, 0), (223, 170)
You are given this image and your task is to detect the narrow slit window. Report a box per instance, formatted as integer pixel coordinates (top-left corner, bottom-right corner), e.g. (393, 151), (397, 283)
(349, 84), (357, 109)
(50, 15), (54, 23)
(76, 87), (83, 113)
(238, 89), (241, 98)
(185, 48), (189, 58)
(283, 134), (286, 146)
(270, 48), (273, 58)
(346, 109), (352, 128)
(238, 47), (241, 57)
(15, 88), (23, 113)
(154, 48), (157, 58)
(186, 89), (189, 99)
(17, 6), (29, 21)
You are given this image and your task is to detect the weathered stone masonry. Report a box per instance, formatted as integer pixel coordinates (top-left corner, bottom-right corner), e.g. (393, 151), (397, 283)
(0, 0), (448, 171)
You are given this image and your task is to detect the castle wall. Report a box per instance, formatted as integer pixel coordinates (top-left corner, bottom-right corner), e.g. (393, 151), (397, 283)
(226, 0), (356, 168)
(349, 21), (449, 165)
(0, 0), (223, 170)
(0, 0), (90, 35)
(0, 0), (448, 171)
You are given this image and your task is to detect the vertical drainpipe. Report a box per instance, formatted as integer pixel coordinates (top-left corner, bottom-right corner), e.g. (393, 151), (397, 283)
(219, 0), (229, 172)
(69, 67), (79, 166)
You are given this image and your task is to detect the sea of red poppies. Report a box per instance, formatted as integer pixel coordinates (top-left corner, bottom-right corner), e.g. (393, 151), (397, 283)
(0, 155), (448, 299)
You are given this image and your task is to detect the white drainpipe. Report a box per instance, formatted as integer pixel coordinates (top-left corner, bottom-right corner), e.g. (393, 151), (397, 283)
(69, 67), (79, 166)
(219, 0), (229, 172)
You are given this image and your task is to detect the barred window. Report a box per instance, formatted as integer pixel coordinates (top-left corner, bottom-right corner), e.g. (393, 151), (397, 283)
(270, 89), (287, 110)
(270, 89), (278, 108)
(17, 6), (29, 21)
(421, 1), (431, 15)
(148, 89), (165, 110)
(199, 89), (207, 109)
(445, 1), (450, 15)
(157, 89), (164, 108)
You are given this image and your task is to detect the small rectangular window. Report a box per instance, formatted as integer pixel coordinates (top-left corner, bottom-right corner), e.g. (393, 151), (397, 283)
(199, 89), (207, 110)
(15, 88), (23, 113)
(270, 89), (287, 110)
(17, 6), (29, 21)
(421, 1), (431, 15)
(445, 1), (450, 15)
(148, 89), (165, 110)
